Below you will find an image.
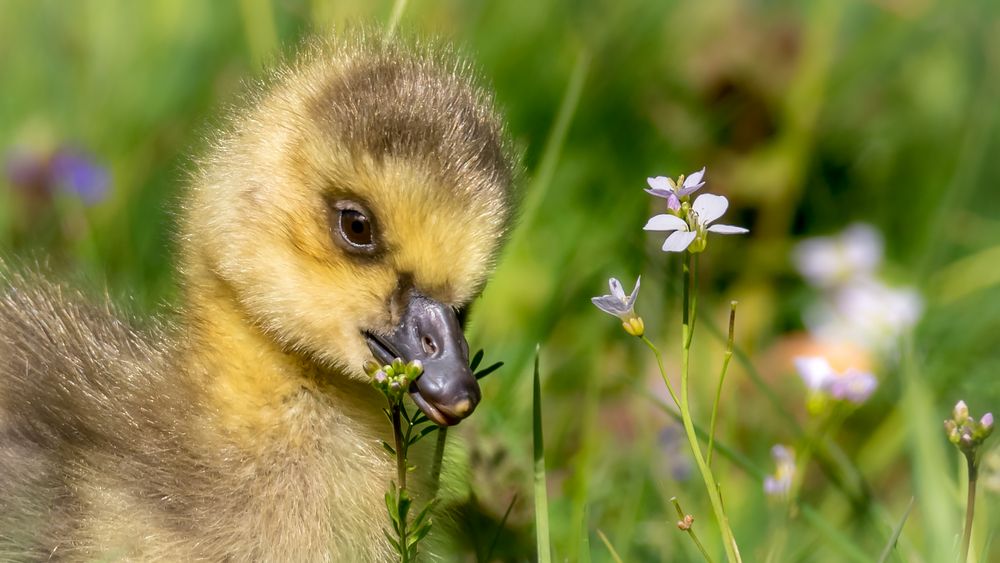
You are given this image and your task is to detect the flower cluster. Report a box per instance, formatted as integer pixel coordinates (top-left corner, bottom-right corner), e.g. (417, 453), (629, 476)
(644, 167), (747, 253)
(793, 224), (922, 353)
(944, 400), (994, 455)
(763, 445), (795, 497)
(794, 356), (877, 413)
(364, 358), (424, 403)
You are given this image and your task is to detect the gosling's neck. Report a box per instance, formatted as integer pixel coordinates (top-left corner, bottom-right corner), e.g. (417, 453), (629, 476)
(177, 258), (385, 443)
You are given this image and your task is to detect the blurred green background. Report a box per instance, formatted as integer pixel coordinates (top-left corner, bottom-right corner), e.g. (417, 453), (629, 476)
(2, 0), (1000, 561)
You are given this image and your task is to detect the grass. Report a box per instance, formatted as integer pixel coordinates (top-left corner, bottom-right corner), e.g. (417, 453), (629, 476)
(2, 0), (1000, 560)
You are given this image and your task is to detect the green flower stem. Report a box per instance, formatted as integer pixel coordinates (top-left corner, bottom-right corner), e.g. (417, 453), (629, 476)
(679, 252), (742, 562)
(707, 302), (737, 468)
(641, 336), (680, 409)
(961, 451), (977, 563)
(391, 404), (407, 491)
(671, 496), (713, 562)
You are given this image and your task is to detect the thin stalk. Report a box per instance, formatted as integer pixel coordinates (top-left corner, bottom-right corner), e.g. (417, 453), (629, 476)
(597, 529), (625, 563)
(641, 335), (680, 409)
(961, 452), (978, 562)
(392, 405), (406, 490)
(707, 301), (737, 468)
(429, 427), (447, 498)
(671, 497), (713, 562)
(679, 252), (741, 562)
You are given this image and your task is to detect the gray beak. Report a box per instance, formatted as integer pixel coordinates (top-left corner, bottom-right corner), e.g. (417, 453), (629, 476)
(365, 294), (481, 426)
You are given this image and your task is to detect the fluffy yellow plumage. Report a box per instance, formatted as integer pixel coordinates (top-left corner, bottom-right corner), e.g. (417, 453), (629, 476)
(0, 32), (515, 561)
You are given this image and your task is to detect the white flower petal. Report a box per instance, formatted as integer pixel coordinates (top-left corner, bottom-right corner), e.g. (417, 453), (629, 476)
(591, 296), (625, 316)
(627, 276), (641, 308)
(692, 193), (729, 225)
(683, 166), (706, 189)
(644, 214), (688, 232)
(662, 230), (697, 252)
(646, 176), (672, 192)
(708, 224), (749, 234)
(609, 278), (625, 301)
(794, 356), (835, 391)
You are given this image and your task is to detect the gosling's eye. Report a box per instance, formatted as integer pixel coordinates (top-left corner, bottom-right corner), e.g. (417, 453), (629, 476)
(339, 209), (373, 247)
(327, 199), (378, 255)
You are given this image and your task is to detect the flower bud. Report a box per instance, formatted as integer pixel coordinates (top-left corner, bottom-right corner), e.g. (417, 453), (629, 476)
(391, 358), (406, 374)
(622, 316), (645, 337)
(954, 400), (970, 424)
(979, 412), (994, 438)
(408, 360), (424, 378)
(374, 370), (388, 386)
(363, 360), (381, 376)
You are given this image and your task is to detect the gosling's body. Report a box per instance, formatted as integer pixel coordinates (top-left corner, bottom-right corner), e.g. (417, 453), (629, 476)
(0, 34), (514, 561)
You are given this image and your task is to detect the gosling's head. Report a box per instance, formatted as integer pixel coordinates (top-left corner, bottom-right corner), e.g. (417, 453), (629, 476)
(183, 35), (516, 425)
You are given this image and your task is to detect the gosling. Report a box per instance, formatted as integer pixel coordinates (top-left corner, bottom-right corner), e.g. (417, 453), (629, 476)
(0, 33), (515, 561)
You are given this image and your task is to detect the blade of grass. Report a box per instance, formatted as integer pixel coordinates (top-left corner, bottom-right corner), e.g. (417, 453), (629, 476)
(385, 0), (408, 39)
(515, 50), (590, 232)
(597, 529), (625, 563)
(484, 494), (518, 563)
(533, 344), (552, 563)
(877, 497), (914, 563)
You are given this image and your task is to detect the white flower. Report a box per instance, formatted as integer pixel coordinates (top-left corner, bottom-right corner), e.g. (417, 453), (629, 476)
(763, 445), (795, 497)
(804, 279), (922, 352)
(794, 355), (877, 404)
(793, 223), (883, 288)
(591, 277), (640, 320)
(592, 277), (645, 336)
(644, 193), (748, 253)
(645, 167), (706, 211)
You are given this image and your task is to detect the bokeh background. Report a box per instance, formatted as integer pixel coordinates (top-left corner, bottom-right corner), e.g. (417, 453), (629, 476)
(2, 0), (999, 561)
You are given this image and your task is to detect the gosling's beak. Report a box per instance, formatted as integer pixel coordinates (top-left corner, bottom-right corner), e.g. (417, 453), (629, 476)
(365, 295), (480, 426)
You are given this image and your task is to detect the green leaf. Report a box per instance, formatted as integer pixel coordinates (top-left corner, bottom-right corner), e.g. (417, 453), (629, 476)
(532, 344), (552, 563)
(877, 497), (914, 563)
(407, 521), (432, 547)
(469, 349), (485, 372)
(410, 411), (429, 426)
(382, 528), (400, 551)
(408, 424), (439, 446)
(398, 489), (412, 520)
(385, 490), (400, 529)
(475, 361), (504, 380)
(381, 441), (396, 456)
(485, 494), (518, 562)
(411, 499), (438, 532)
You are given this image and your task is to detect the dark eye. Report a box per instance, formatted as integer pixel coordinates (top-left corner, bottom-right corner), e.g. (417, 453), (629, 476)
(338, 209), (373, 247)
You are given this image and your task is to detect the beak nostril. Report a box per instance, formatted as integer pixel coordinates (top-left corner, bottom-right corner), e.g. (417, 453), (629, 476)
(421, 335), (437, 355)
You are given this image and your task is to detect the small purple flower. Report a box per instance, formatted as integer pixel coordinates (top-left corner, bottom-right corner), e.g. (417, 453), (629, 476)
(764, 445), (795, 497)
(645, 167), (706, 211)
(794, 355), (877, 405)
(644, 193), (748, 253)
(4, 145), (109, 206)
(50, 149), (109, 205)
